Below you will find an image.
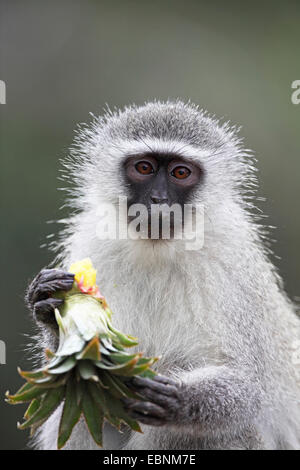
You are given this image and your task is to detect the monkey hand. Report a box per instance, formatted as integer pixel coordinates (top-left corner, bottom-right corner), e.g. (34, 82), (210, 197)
(26, 268), (74, 329)
(123, 375), (185, 427)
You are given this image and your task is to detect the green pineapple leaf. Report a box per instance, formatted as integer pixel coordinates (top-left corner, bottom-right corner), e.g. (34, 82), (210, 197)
(6, 383), (45, 404)
(48, 356), (76, 375)
(18, 387), (65, 430)
(82, 384), (104, 447)
(76, 337), (101, 361)
(57, 377), (82, 449)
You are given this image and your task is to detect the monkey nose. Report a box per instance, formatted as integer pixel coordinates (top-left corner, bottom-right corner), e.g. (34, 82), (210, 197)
(150, 195), (168, 204)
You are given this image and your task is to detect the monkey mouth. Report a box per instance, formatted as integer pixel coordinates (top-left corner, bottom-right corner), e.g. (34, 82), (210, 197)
(127, 212), (180, 241)
(147, 223), (175, 240)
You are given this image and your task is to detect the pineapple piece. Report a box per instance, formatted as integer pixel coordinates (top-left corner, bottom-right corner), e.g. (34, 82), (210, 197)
(6, 259), (158, 449)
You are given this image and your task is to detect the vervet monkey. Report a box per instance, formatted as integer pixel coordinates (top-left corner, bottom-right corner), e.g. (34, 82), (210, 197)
(27, 101), (300, 450)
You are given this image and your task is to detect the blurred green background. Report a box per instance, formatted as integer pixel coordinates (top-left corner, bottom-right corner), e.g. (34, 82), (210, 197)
(0, 0), (299, 449)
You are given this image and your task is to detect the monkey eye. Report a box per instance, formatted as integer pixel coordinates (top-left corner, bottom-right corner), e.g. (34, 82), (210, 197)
(135, 161), (154, 175)
(171, 166), (191, 180)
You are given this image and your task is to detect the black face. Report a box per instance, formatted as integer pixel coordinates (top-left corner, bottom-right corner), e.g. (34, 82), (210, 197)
(123, 153), (203, 236)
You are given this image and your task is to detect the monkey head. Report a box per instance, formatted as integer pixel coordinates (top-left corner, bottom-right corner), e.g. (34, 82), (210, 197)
(63, 101), (255, 251)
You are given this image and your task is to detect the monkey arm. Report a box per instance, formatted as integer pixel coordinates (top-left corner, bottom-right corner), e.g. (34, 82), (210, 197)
(124, 365), (263, 437)
(177, 365), (262, 435)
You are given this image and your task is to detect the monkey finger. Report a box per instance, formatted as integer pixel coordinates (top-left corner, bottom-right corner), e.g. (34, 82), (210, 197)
(122, 399), (167, 418)
(35, 297), (63, 313)
(32, 279), (74, 302)
(132, 376), (179, 397)
(34, 298), (63, 324)
(154, 375), (179, 387)
(127, 411), (166, 427)
(137, 387), (178, 409)
(38, 269), (75, 283)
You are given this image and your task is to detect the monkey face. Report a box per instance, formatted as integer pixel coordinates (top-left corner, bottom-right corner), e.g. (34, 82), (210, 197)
(123, 152), (203, 239)
(66, 102), (253, 248)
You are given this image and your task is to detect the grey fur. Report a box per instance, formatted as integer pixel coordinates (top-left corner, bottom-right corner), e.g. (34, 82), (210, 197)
(31, 101), (299, 450)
